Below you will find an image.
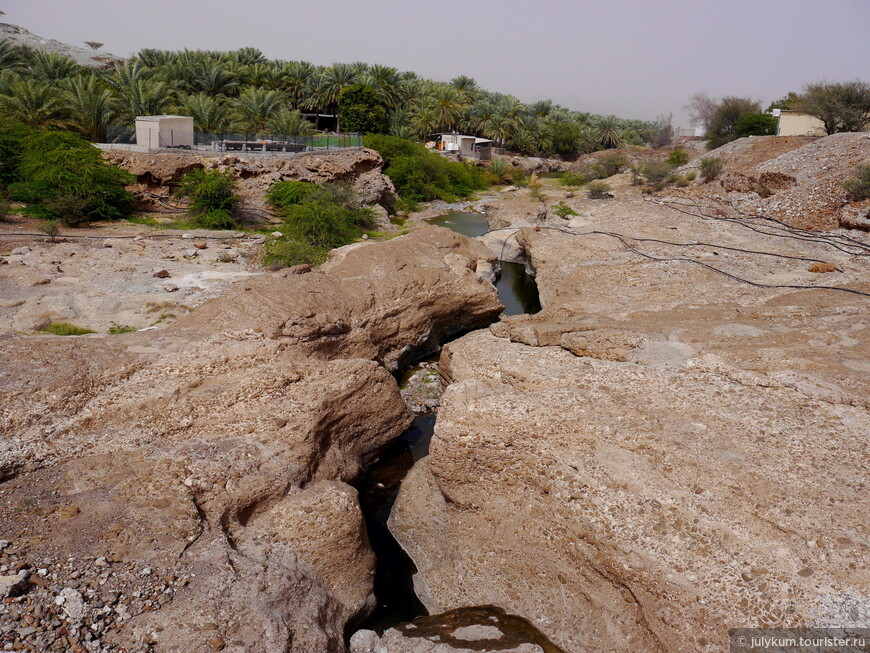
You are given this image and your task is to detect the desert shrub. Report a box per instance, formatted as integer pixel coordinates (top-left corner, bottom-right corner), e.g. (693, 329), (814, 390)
(673, 175), (690, 188)
(10, 129), (134, 224)
(364, 134), (489, 206)
(174, 169), (239, 228)
(587, 180), (612, 199)
(38, 219), (61, 242)
(266, 180), (318, 209)
(595, 152), (629, 177)
(262, 237), (325, 269)
(641, 161), (672, 189)
(559, 171), (588, 187)
(552, 203), (578, 218)
(842, 164), (870, 201)
(509, 167), (528, 187)
(699, 156), (726, 182)
(667, 149), (689, 167)
(40, 322), (95, 336)
(108, 323), (137, 334)
(685, 170), (698, 182)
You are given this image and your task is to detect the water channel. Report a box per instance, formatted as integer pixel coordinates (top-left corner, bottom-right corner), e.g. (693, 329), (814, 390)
(356, 212), (559, 650)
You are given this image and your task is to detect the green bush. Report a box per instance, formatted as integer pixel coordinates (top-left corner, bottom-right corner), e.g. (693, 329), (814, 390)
(587, 180), (612, 199)
(174, 169), (240, 229)
(268, 181), (374, 250)
(595, 152), (629, 177)
(266, 180), (318, 209)
(559, 171), (589, 187)
(685, 170), (698, 182)
(641, 161), (672, 188)
(0, 121), (32, 188)
(338, 84), (387, 134)
(552, 203), (578, 218)
(108, 323), (137, 334)
(0, 197), (9, 221)
(262, 237), (326, 269)
(699, 156), (726, 182)
(509, 167), (528, 187)
(736, 112), (778, 137)
(40, 322), (95, 336)
(842, 164), (870, 201)
(9, 129), (134, 225)
(667, 149), (689, 167)
(364, 134), (490, 206)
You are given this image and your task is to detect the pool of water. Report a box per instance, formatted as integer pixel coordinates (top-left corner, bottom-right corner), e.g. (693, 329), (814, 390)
(430, 211), (490, 238)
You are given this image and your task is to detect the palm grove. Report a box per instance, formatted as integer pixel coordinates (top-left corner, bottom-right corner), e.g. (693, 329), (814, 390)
(0, 41), (659, 154)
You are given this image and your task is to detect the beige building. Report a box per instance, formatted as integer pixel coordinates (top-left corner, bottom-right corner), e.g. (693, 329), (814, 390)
(776, 110), (827, 137)
(135, 115), (195, 149)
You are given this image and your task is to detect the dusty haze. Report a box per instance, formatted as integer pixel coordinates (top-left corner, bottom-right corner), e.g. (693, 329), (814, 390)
(4, 0), (870, 126)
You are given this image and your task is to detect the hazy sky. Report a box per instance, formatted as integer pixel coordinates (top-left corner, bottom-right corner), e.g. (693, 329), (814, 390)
(4, 0), (870, 126)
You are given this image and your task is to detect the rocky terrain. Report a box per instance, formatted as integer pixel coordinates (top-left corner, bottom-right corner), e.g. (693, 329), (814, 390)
(0, 23), (121, 68)
(681, 133), (870, 231)
(102, 147), (398, 221)
(389, 168), (870, 652)
(0, 227), (502, 652)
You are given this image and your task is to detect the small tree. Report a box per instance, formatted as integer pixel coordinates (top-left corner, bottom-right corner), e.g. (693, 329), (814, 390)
(595, 152), (629, 176)
(699, 156), (725, 182)
(174, 169), (240, 228)
(842, 164), (870, 201)
(706, 96), (761, 148)
(84, 41), (104, 51)
(338, 84), (387, 134)
(795, 81), (870, 135)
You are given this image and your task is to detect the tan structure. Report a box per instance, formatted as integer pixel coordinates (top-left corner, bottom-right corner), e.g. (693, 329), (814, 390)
(776, 110), (827, 137)
(134, 115), (194, 149)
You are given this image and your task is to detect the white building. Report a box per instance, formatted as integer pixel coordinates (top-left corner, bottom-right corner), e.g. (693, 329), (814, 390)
(135, 115), (195, 150)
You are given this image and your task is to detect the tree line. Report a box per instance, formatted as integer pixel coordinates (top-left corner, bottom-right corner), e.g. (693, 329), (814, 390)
(0, 40), (659, 156)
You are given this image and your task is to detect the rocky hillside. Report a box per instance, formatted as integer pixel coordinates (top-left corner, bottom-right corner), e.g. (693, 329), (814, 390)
(0, 22), (121, 68)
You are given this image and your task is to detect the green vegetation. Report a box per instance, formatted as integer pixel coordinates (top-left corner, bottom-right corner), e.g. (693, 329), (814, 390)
(37, 219), (61, 241)
(364, 134), (489, 211)
(0, 41), (655, 156)
(173, 168), (240, 229)
(666, 149), (689, 167)
(1, 124), (134, 225)
(40, 322), (95, 336)
(736, 112), (778, 137)
(587, 180), (612, 199)
(595, 152), (629, 177)
(338, 83), (387, 134)
(794, 81), (870, 135)
(108, 323), (137, 334)
(699, 156), (726, 182)
(559, 171), (589, 187)
(552, 203), (578, 218)
(264, 181), (374, 268)
(487, 158), (511, 184)
(640, 161), (673, 191)
(685, 170), (698, 182)
(843, 164), (870, 201)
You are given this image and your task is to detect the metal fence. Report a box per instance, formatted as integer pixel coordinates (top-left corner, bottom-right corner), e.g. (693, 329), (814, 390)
(103, 127), (363, 153)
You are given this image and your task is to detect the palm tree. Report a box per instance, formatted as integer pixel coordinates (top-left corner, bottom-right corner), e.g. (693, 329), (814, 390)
(362, 64), (400, 109)
(267, 108), (313, 139)
(431, 84), (463, 132)
(232, 87), (285, 136)
(595, 115), (624, 149)
(177, 93), (230, 134)
(450, 75), (478, 104)
(390, 124), (417, 141)
(0, 79), (66, 127)
(0, 40), (30, 73)
(107, 60), (169, 119)
(311, 63), (357, 131)
(282, 60), (314, 109)
(410, 101), (439, 139)
(27, 50), (80, 82)
(189, 63), (237, 96)
(63, 74), (118, 141)
(230, 47), (266, 67)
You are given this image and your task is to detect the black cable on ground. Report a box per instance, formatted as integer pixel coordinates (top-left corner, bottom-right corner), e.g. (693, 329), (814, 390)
(495, 225), (870, 299)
